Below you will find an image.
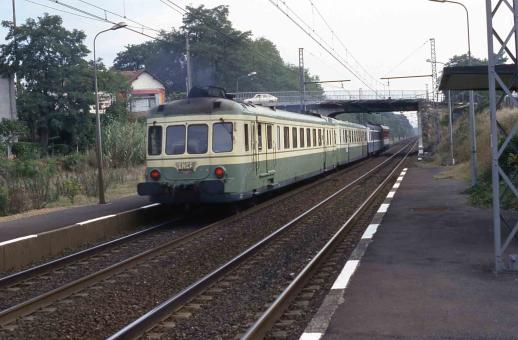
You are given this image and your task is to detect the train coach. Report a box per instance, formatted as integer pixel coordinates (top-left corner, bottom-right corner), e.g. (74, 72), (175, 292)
(137, 87), (390, 204)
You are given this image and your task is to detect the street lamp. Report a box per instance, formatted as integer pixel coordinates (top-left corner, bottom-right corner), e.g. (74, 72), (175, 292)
(429, 0), (477, 186)
(93, 22), (127, 204)
(236, 71), (257, 93)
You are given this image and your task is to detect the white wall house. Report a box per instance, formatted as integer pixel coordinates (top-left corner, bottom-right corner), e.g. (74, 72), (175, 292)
(120, 70), (166, 116)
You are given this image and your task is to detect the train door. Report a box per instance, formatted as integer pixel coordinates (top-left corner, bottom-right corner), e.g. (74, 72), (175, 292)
(322, 128), (327, 171)
(265, 123), (276, 172)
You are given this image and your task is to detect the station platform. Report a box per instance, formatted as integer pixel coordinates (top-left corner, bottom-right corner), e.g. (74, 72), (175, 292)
(304, 165), (518, 339)
(0, 195), (151, 243)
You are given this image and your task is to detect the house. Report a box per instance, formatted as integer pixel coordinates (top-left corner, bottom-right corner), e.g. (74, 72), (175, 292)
(120, 70), (166, 116)
(0, 75), (17, 120)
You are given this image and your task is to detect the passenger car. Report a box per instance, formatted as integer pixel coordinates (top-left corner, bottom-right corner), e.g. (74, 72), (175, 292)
(243, 93), (278, 105)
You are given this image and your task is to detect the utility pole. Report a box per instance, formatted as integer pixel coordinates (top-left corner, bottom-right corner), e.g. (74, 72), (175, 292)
(185, 32), (193, 93)
(430, 38), (438, 102)
(298, 48), (306, 113)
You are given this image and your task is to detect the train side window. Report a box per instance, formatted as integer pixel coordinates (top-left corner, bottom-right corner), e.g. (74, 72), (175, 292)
(148, 126), (163, 155)
(267, 125), (273, 149)
(318, 129), (322, 146)
(277, 126), (281, 150)
(307, 128), (311, 147)
(313, 129), (317, 147)
(165, 125), (185, 155)
(212, 122), (232, 153)
(284, 126), (290, 149)
(257, 124), (263, 151)
(292, 127), (298, 148)
(244, 123), (249, 152)
(300, 128), (305, 148)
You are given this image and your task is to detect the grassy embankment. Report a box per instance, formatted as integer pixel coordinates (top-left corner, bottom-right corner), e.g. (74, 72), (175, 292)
(0, 119), (146, 219)
(429, 106), (517, 210)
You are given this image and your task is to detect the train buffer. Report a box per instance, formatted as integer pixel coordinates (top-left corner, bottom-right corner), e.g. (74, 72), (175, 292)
(301, 165), (518, 339)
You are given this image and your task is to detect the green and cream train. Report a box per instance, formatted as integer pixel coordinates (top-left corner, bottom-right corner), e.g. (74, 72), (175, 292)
(137, 88), (390, 204)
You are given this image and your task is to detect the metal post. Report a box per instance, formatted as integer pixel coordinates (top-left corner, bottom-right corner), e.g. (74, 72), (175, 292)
(417, 109), (423, 159)
(448, 90), (455, 165)
(93, 32), (106, 205)
(298, 48), (306, 112)
(486, 0), (503, 271)
(92, 23), (127, 205)
(186, 32), (192, 93)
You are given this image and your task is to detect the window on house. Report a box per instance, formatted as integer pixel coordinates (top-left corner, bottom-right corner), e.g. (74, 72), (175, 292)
(148, 126), (162, 155)
(212, 122), (232, 153)
(166, 125), (186, 155)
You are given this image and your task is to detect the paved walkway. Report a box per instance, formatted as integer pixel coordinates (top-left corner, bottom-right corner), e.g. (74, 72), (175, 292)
(306, 165), (518, 339)
(0, 195), (150, 242)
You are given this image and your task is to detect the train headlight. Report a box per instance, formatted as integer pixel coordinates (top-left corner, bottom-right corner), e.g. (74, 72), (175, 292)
(150, 169), (161, 180)
(214, 167), (225, 179)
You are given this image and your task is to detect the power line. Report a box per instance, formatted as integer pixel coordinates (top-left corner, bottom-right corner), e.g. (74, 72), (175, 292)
(386, 40), (429, 75)
(45, 0), (167, 42)
(75, 0), (161, 33)
(25, 0), (107, 23)
(268, 0), (378, 92)
(307, 0), (382, 88)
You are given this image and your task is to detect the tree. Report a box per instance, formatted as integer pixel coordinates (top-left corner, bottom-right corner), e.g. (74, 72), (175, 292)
(0, 14), (94, 154)
(0, 119), (26, 158)
(113, 5), (322, 94)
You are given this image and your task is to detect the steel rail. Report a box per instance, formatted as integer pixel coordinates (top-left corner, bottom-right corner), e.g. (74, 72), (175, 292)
(242, 141), (417, 339)
(108, 140), (415, 340)
(0, 217), (180, 288)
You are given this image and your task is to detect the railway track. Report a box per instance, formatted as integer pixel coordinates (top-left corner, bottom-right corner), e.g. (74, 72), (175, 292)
(108, 140), (416, 339)
(0, 141), (412, 338)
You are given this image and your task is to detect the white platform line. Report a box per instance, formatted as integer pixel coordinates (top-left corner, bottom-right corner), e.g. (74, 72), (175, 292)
(78, 214), (116, 225)
(397, 176), (404, 181)
(377, 203), (390, 213)
(0, 234), (38, 247)
(140, 203), (160, 209)
(387, 191), (396, 198)
(393, 182), (400, 189)
(331, 260), (360, 290)
(362, 224), (380, 239)
(299, 333), (323, 340)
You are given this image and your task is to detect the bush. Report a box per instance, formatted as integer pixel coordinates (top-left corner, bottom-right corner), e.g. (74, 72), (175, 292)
(0, 186), (7, 216)
(12, 142), (41, 160)
(102, 119), (145, 168)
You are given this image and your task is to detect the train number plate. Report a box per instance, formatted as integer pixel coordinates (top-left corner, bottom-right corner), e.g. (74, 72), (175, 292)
(176, 161), (196, 172)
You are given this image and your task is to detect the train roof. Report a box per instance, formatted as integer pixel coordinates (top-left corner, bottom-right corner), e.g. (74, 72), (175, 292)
(149, 97), (366, 129)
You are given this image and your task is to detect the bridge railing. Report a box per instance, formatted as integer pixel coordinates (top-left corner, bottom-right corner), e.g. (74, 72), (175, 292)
(231, 90), (432, 104)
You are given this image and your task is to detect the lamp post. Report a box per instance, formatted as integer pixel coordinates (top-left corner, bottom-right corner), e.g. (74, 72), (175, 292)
(236, 71), (257, 93)
(93, 22), (127, 204)
(429, 0), (477, 186)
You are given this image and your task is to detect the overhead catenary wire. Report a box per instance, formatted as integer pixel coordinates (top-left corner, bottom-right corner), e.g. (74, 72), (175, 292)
(25, 0), (108, 23)
(76, 0), (161, 33)
(307, 0), (382, 88)
(386, 40), (429, 75)
(268, 0), (378, 93)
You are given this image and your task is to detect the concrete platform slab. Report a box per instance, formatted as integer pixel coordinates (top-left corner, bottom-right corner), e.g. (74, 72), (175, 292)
(319, 166), (518, 339)
(0, 195), (150, 242)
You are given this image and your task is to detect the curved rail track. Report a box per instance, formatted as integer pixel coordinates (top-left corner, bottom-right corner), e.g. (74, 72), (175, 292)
(108, 140), (416, 339)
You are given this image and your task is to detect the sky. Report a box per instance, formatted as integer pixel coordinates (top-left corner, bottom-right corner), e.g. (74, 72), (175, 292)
(0, 0), (511, 127)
